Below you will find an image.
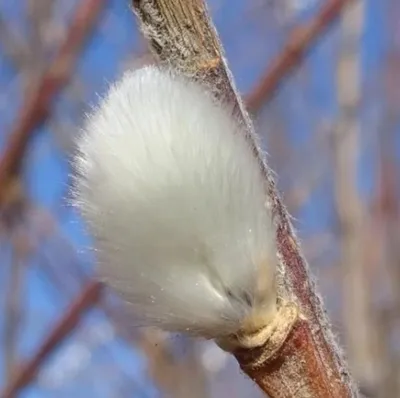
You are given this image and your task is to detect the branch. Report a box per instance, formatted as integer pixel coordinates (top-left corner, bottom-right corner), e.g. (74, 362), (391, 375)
(0, 7), (90, 155)
(1, 281), (102, 398)
(130, 0), (358, 396)
(0, 0), (105, 202)
(245, 0), (355, 112)
(333, 0), (377, 388)
(0, 1), (106, 396)
(3, 247), (24, 381)
(0, 15), (33, 69)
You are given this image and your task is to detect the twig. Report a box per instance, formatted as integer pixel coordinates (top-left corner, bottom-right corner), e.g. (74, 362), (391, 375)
(0, 15), (33, 69)
(130, 0), (358, 396)
(0, 6), (89, 155)
(1, 281), (102, 398)
(333, 0), (377, 388)
(0, 1), (105, 396)
(0, 0), (105, 202)
(245, 0), (354, 112)
(3, 247), (24, 381)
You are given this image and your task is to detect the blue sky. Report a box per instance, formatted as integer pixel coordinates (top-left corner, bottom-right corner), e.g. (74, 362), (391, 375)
(0, 0), (394, 396)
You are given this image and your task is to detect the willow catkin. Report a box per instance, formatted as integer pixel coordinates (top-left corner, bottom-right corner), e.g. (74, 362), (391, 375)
(72, 65), (278, 341)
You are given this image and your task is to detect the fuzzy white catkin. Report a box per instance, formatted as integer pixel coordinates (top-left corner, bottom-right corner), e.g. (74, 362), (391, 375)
(73, 66), (278, 339)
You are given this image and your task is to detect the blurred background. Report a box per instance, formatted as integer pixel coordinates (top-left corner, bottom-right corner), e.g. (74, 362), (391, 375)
(0, 0), (399, 397)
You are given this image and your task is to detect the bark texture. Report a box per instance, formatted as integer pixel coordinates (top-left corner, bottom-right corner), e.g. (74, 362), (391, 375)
(131, 0), (359, 397)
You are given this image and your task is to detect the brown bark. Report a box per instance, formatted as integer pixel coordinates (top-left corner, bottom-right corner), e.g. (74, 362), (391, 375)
(235, 319), (337, 397)
(131, 0), (358, 396)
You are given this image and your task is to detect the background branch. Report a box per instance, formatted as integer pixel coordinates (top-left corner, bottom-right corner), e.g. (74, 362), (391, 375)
(333, 0), (378, 389)
(1, 281), (102, 398)
(0, 0), (105, 202)
(245, 0), (355, 112)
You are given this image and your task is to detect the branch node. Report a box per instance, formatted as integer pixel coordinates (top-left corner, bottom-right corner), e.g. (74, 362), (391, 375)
(216, 301), (299, 356)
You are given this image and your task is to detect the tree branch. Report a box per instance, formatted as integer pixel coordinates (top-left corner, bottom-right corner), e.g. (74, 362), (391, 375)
(245, 0), (355, 112)
(0, 1), (105, 396)
(130, 0), (358, 396)
(333, 0), (377, 388)
(0, 0), (105, 202)
(3, 246), (24, 382)
(1, 281), (102, 398)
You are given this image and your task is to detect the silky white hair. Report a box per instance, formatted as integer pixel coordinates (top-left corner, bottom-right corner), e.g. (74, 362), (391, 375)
(72, 66), (277, 339)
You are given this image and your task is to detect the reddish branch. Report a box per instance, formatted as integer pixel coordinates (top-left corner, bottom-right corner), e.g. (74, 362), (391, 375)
(131, 0), (358, 396)
(0, 0), (105, 202)
(1, 281), (102, 398)
(0, 1), (105, 396)
(246, 0), (354, 112)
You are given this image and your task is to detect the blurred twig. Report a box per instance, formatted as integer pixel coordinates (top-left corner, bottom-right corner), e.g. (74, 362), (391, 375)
(1, 280), (102, 398)
(333, 0), (378, 389)
(26, 0), (56, 65)
(0, 15), (33, 69)
(245, 0), (354, 112)
(0, 1), (105, 397)
(3, 247), (24, 382)
(0, 0), (105, 202)
(0, 4), (88, 154)
(370, 116), (400, 395)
